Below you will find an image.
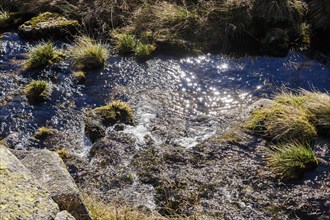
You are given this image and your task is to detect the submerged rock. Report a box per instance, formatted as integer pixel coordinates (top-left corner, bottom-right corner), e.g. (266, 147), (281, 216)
(21, 150), (92, 220)
(18, 12), (78, 39)
(0, 145), (59, 220)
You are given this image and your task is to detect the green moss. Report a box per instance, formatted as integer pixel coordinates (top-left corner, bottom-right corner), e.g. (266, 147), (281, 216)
(70, 36), (109, 69)
(22, 12), (78, 29)
(24, 80), (52, 104)
(265, 142), (318, 182)
(24, 41), (63, 69)
(92, 100), (133, 126)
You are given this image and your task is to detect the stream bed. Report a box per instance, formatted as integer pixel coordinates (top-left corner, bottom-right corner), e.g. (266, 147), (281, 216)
(1, 32), (330, 219)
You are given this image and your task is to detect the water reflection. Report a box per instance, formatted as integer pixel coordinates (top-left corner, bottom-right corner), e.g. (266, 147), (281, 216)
(1, 32), (330, 140)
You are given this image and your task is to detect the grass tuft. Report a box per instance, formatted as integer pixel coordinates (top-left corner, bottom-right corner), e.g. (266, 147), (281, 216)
(247, 90), (330, 141)
(83, 194), (164, 220)
(70, 36), (109, 70)
(265, 142), (318, 182)
(114, 33), (137, 54)
(300, 90), (330, 132)
(24, 41), (63, 69)
(246, 102), (317, 142)
(72, 70), (86, 83)
(92, 100), (133, 126)
(134, 42), (156, 59)
(56, 148), (68, 159)
(24, 80), (52, 104)
(34, 127), (56, 140)
(275, 90), (330, 133)
(0, 10), (11, 26)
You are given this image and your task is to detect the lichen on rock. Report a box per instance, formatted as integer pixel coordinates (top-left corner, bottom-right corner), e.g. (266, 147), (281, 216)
(21, 150), (92, 220)
(0, 145), (60, 220)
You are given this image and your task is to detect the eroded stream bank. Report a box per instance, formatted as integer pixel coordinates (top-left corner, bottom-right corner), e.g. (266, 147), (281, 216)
(1, 32), (330, 219)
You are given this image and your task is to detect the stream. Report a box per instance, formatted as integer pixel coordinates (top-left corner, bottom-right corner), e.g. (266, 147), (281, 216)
(1, 31), (330, 219)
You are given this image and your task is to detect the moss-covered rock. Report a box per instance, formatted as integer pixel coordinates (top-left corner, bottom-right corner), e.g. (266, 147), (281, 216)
(85, 101), (133, 142)
(18, 12), (78, 39)
(0, 145), (60, 220)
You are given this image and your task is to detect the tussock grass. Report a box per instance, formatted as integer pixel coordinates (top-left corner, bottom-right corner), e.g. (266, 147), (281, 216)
(247, 90), (330, 141)
(276, 90), (330, 132)
(265, 142), (318, 182)
(134, 42), (156, 59)
(0, 10), (10, 26)
(246, 102), (317, 142)
(72, 70), (86, 83)
(300, 90), (330, 132)
(34, 127), (56, 140)
(24, 41), (63, 69)
(114, 33), (138, 54)
(83, 194), (202, 220)
(83, 194), (163, 220)
(55, 148), (68, 159)
(131, 2), (201, 41)
(70, 36), (109, 70)
(253, 0), (306, 24)
(24, 80), (52, 104)
(113, 33), (155, 58)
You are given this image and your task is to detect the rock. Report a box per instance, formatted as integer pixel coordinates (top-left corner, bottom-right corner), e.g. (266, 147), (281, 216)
(85, 101), (133, 143)
(241, 98), (274, 120)
(0, 145), (59, 220)
(84, 116), (106, 143)
(21, 150), (92, 220)
(18, 12), (78, 39)
(55, 211), (76, 220)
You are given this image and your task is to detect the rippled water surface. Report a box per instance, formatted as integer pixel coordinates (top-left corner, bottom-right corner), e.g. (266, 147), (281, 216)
(1, 32), (330, 219)
(1, 32), (330, 149)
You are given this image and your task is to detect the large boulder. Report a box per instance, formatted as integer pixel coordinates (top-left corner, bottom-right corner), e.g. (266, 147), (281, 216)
(21, 150), (92, 220)
(0, 145), (59, 220)
(18, 12), (78, 39)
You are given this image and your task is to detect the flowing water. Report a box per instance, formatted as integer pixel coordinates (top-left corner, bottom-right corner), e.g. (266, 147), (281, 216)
(1, 32), (329, 151)
(1, 32), (330, 218)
